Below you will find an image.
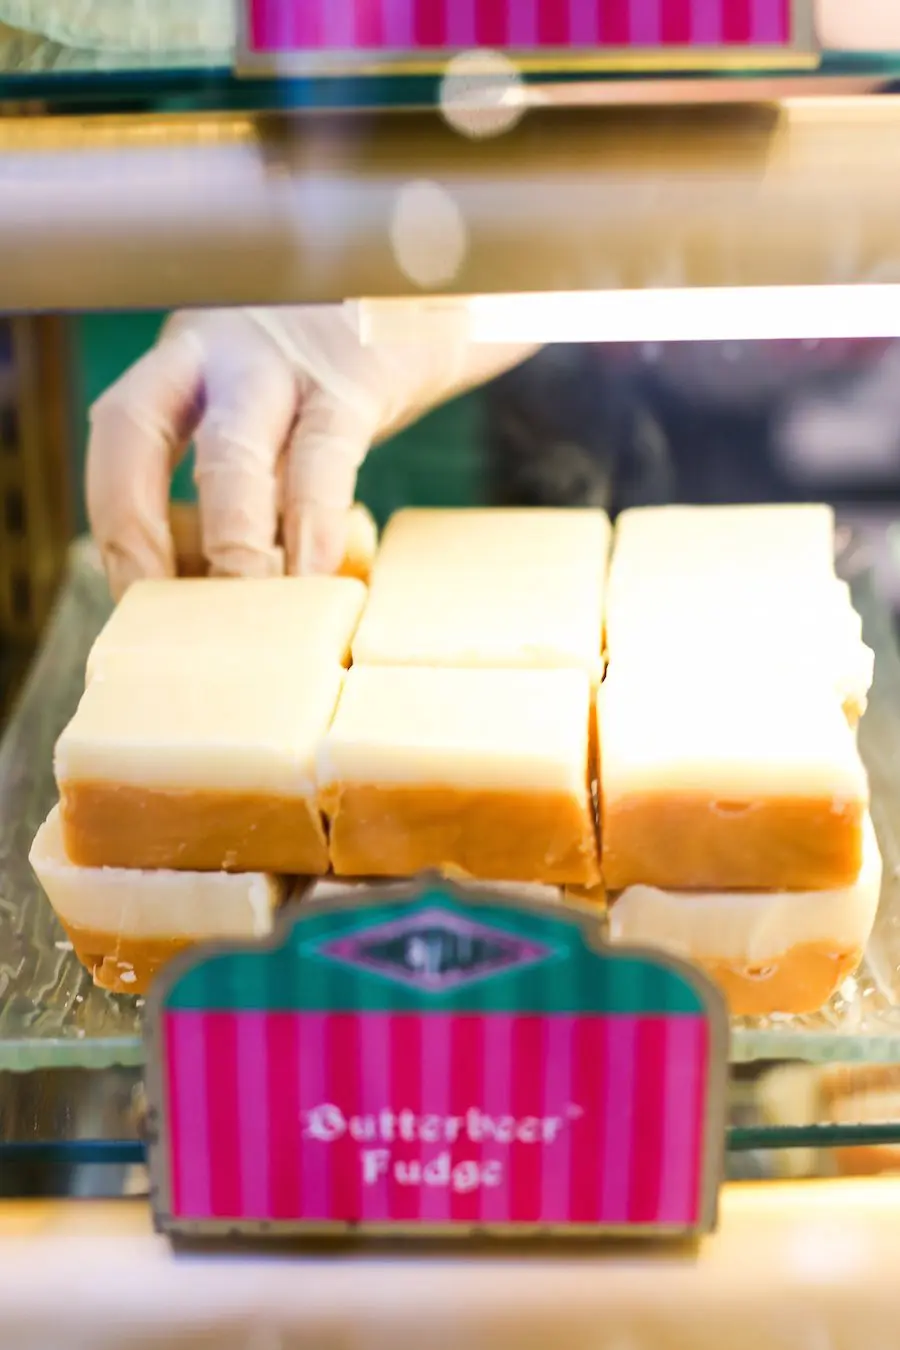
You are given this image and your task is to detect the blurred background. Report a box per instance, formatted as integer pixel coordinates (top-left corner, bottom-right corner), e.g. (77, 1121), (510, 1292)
(7, 316), (900, 717)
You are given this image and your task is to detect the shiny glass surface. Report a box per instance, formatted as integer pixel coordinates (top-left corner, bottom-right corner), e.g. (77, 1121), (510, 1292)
(3, 532), (900, 1081)
(0, 1064), (897, 1190)
(2, 14), (900, 1177)
(0, 63), (895, 114)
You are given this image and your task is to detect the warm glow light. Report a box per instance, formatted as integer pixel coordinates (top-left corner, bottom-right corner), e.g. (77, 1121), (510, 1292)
(353, 286), (900, 347)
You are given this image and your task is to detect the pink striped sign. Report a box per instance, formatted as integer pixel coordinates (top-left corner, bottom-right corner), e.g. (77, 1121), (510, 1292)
(146, 879), (728, 1241)
(245, 0), (796, 52)
(162, 1010), (709, 1229)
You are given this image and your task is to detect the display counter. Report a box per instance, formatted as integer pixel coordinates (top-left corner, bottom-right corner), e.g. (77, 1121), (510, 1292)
(1, 1182), (900, 1350)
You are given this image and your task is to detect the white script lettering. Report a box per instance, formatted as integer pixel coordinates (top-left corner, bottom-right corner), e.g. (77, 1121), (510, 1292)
(360, 1149), (507, 1193)
(302, 1104), (572, 1145)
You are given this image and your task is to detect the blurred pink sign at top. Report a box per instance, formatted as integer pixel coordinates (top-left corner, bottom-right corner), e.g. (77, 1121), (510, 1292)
(245, 0), (797, 52)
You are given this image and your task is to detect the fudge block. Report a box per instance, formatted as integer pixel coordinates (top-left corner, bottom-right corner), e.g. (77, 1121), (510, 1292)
(55, 664), (345, 872)
(599, 670), (869, 890)
(30, 805), (286, 993)
(318, 666), (599, 885)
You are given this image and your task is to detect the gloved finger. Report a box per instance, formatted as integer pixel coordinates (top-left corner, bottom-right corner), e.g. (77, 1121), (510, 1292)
(87, 328), (203, 600)
(282, 390), (377, 576)
(192, 349), (298, 578)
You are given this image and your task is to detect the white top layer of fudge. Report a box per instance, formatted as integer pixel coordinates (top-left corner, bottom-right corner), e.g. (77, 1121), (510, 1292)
(86, 575), (367, 680)
(56, 663), (345, 796)
(317, 665), (593, 794)
(30, 805), (285, 941)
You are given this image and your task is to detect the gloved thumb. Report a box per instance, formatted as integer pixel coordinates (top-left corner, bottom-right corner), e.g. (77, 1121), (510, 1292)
(283, 387), (379, 576)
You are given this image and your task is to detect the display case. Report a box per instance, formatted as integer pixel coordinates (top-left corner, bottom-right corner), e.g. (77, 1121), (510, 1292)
(5, 0), (900, 1340)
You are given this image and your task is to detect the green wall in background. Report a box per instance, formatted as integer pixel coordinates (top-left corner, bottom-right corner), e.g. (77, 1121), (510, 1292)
(72, 313), (485, 531)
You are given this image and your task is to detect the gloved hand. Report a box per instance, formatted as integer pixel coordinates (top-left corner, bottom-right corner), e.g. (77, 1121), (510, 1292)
(87, 306), (533, 599)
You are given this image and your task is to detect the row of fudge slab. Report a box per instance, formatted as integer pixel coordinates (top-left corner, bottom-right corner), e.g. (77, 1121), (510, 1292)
(37, 504), (878, 1010)
(28, 816), (590, 994)
(604, 500), (872, 891)
(30, 801), (881, 1011)
(366, 504), (870, 718)
(77, 502), (868, 700)
(52, 503), (872, 890)
(604, 501), (877, 1019)
(75, 504), (871, 699)
(53, 654), (871, 890)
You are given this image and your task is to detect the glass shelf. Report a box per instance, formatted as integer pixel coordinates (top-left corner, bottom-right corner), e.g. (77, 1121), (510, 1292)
(2, 1066), (898, 1186)
(0, 545), (145, 1071)
(4, 530), (900, 1072)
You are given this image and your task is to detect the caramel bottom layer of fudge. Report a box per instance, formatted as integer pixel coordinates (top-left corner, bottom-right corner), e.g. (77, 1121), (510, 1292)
(339, 503), (380, 584)
(318, 666), (599, 885)
(168, 501), (379, 585)
(30, 807), (286, 993)
(608, 814), (881, 1016)
(55, 665), (345, 872)
(599, 671), (869, 891)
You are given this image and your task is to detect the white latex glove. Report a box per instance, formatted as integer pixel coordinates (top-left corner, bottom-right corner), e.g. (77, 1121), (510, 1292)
(87, 306), (533, 599)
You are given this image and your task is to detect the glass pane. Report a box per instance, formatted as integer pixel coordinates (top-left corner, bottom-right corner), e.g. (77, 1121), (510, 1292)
(8, 285), (900, 1182)
(0, 60), (898, 116)
(3, 1064), (900, 1190)
(3, 522), (900, 1071)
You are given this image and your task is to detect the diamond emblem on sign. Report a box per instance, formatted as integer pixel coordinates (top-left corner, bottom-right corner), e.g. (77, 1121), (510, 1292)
(315, 906), (555, 992)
